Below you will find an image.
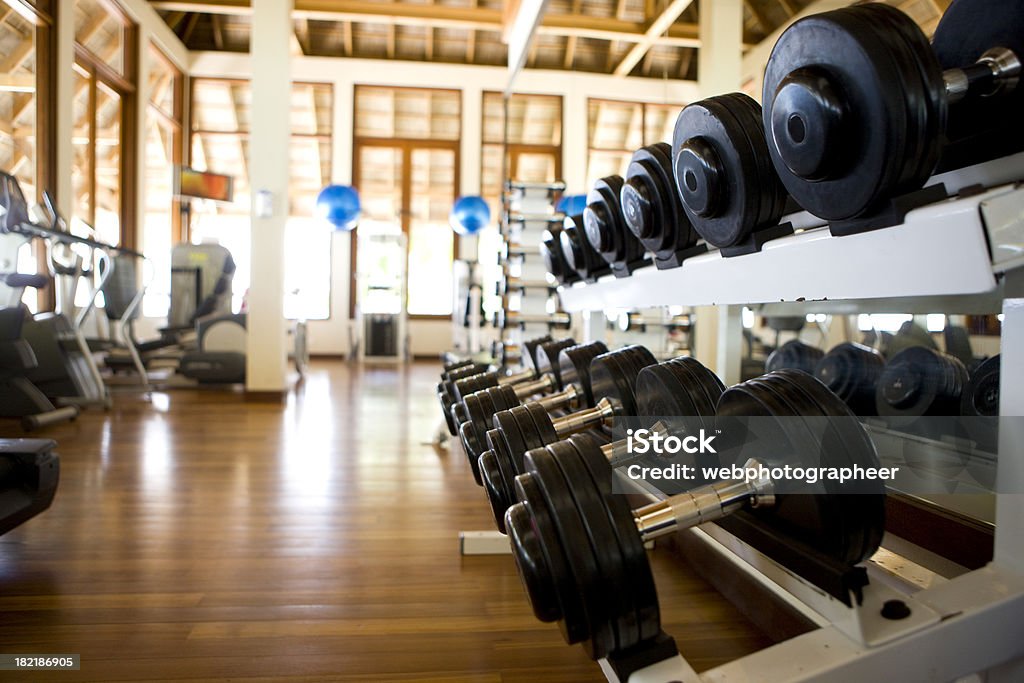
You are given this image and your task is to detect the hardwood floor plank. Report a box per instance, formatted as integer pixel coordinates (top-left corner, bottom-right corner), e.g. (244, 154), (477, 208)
(0, 361), (772, 680)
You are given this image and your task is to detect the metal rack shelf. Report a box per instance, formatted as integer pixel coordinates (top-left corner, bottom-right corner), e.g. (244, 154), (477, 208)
(559, 183), (1023, 313)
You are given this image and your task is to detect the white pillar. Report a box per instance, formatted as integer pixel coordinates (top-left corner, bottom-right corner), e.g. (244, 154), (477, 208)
(460, 87), (483, 260)
(698, 0), (743, 98)
(694, 0), (743, 382)
(562, 81), (588, 195)
(245, 0), (292, 392)
(996, 297), (1024, 573)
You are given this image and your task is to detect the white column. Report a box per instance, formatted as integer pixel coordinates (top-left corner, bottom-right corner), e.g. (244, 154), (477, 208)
(697, 0), (743, 98)
(996, 297), (1024, 573)
(694, 0), (743, 381)
(460, 86), (483, 260)
(562, 81), (588, 195)
(245, 0), (292, 392)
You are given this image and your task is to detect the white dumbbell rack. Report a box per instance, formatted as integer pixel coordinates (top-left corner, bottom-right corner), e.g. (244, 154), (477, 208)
(554, 153), (1024, 682)
(498, 181), (571, 361)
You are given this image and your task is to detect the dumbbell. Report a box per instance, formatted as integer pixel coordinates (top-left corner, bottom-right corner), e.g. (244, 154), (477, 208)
(962, 354), (1000, 418)
(497, 276), (555, 297)
(875, 346), (969, 417)
(761, 1), (1023, 221)
(765, 339), (825, 374)
(497, 242), (527, 265)
(459, 341), (609, 484)
(581, 175), (648, 278)
(619, 142), (701, 269)
(541, 224), (580, 286)
(815, 342), (885, 416)
(505, 369), (885, 661)
(672, 93), (789, 249)
(438, 335), (552, 434)
(480, 356), (725, 531)
(497, 310), (572, 330)
(560, 214), (611, 283)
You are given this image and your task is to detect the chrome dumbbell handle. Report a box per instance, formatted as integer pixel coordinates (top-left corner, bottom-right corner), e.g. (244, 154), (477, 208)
(632, 458), (775, 543)
(943, 47), (1021, 103)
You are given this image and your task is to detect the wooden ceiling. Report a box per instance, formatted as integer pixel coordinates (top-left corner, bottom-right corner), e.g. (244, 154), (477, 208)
(148, 0), (819, 80)
(149, 0), (949, 79)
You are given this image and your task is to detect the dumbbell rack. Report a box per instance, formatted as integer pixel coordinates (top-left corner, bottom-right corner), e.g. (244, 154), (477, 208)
(552, 153), (1024, 681)
(496, 181), (570, 359)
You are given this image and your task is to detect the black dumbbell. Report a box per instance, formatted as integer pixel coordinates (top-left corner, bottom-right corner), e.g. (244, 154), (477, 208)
(761, 1), (1023, 221)
(479, 356), (725, 531)
(506, 369), (885, 661)
(560, 214), (612, 283)
(962, 354), (1000, 418)
(497, 276), (555, 297)
(459, 341), (609, 484)
(497, 310), (572, 331)
(541, 224), (581, 286)
(581, 175), (648, 278)
(765, 339), (825, 374)
(876, 346), (969, 417)
(672, 93), (789, 249)
(815, 342), (885, 416)
(620, 142), (701, 269)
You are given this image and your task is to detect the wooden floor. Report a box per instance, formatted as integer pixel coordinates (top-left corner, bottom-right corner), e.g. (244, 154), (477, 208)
(0, 361), (771, 681)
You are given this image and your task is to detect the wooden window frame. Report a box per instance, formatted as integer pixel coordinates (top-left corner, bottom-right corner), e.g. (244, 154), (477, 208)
(71, 0), (138, 251)
(147, 43), (185, 243)
(350, 85), (463, 321)
(480, 91), (564, 205)
(584, 97), (685, 183)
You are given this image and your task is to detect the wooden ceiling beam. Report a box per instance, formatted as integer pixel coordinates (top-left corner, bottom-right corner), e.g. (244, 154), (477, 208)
(744, 0), (772, 33)
(613, 0), (695, 76)
(149, 1), (723, 49)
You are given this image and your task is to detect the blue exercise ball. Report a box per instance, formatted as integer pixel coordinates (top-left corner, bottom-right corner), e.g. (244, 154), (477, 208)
(557, 194), (587, 217)
(316, 185), (361, 231)
(449, 196), (491, 236)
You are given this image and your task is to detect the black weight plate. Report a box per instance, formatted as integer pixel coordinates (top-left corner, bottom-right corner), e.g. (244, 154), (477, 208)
(726, 92), (790, 229)
(487, 426), (524, 519)
(814, 342), (885, 416)
(572, 435), (662, 643)
(719, 372), (885, 565)
(590, 346), (658, 420)
(505, 501), (560, 620)
(510, 474), (589, 644)
(559, 341), (610, 407)
(480, 448), (515, 532)
(536, 338), (578, 388)
(762, 7), (912, 220)
(584, 175), (646, 273)
(831, 6), (937, 205)
(524, 448), (616, 659)
(933, 0), (1024, 170)
(636, 357), (724, 423)
(962, 355), (1000, 417)
(621, 143), (698, 261)
(561, 214), (611, 283)
(463, 385), (521, 463)
(673, 97), (761, 247)
(495, 409), (535, 480)
(765, 340), (825, 375)
(876, 347), (967, 417)
(549, 440), (640, 656)
(767, 370), (885, 564)
(714, 93), (772, 232)
(520, 401), (562, 449)
(454, 371), (501, 403)
(523, 335), (554, 373)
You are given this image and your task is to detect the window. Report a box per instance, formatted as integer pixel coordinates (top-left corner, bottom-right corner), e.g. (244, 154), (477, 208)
(0, 2), (55, 312)
(142, 45), (184, 317)
(586, 99), (683, 189)
(481, 91), (563, 218)
(71, 0), (137, 249)
(353, 86), (461, 318)
(188, 79), (335, 320)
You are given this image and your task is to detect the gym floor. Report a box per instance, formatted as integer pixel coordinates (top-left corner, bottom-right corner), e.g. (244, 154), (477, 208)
(0, 361), (771, 681)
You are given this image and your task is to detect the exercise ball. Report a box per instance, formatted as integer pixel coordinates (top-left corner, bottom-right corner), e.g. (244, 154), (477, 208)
(316, 185), (361, 231)
(449, 195), (491, 235)
(557, 194), (587, 217)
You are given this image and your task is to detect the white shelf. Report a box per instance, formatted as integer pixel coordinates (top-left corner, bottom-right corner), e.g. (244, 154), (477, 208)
(558, 184), (1024, 313)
